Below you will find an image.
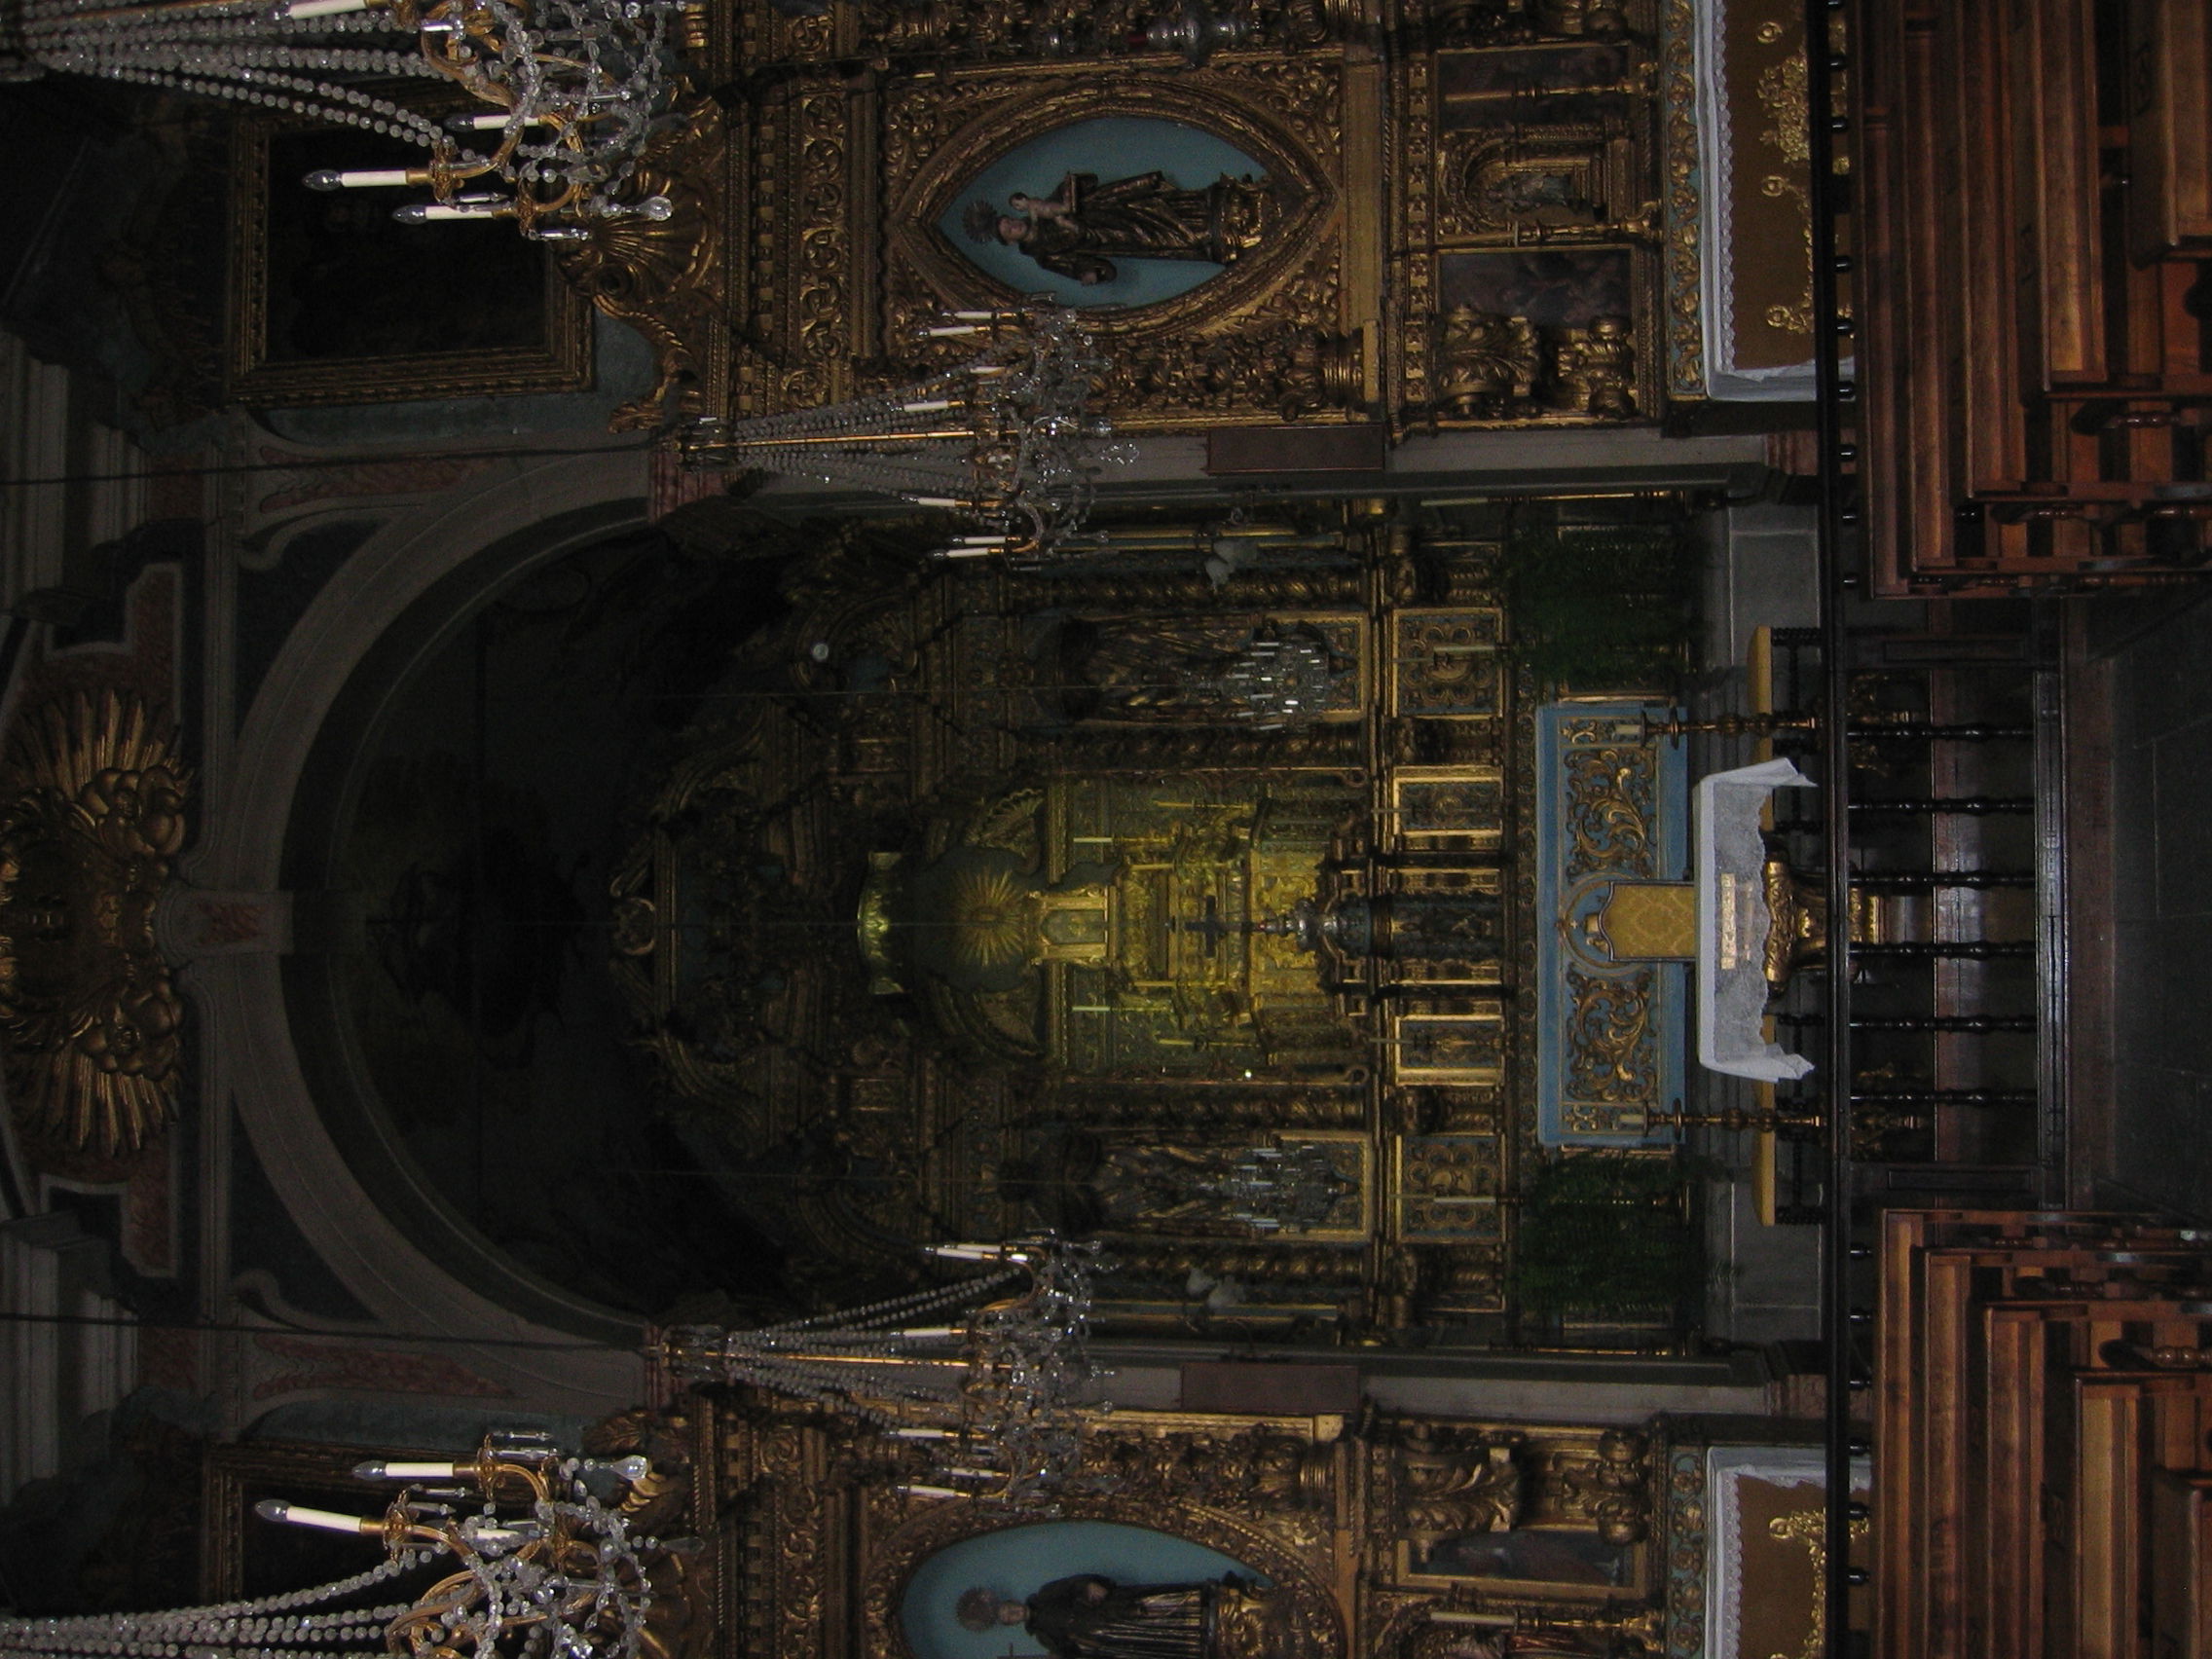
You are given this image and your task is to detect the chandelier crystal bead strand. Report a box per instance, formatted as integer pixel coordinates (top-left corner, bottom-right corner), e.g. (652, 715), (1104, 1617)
(1, 0), (687, 239)
(0, 1434), (690, 1659)
(676, 306), (1134, 565)
(660, 1235), (1112, 1511)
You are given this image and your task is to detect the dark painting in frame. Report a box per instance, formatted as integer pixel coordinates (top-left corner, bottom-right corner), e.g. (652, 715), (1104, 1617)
(202, 1439), (453, 1602)
(228, 115), (593, 406)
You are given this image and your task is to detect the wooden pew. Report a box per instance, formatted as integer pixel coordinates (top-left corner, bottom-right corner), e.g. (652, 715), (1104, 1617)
(2126, 0), (2212, 265)
(2152, 1467), (2212, 1659)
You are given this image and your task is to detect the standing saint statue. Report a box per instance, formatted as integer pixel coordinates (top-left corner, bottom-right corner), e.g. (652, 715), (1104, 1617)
(957, 1573), (1257, 1659)
(964, 170), (1277, 285)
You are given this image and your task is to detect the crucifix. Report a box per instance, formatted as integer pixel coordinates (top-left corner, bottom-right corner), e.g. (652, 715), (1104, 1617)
(1178, 894), (1236, 958)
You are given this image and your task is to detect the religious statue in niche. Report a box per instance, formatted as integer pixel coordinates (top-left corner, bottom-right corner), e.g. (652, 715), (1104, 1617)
(1040, 614), (1357, 728)
(958, 1573), (1265, 1659)
(964, 169), (1278, 286)
(1000, 1126), (1361, 1239)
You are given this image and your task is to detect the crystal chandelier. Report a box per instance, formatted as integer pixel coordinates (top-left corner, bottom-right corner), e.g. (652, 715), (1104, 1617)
(677, 306), (1131, 564)
(2, 0), (686, 240)
(659, 1235), (1110, 1509)
(0, 1432), (686, 1659)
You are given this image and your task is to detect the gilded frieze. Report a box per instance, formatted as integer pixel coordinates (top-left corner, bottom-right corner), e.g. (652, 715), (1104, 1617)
(1658, 0), (1706, 397)
(696, 1394), (1673, 1659)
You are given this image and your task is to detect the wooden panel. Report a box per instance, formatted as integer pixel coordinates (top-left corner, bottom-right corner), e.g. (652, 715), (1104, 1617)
(2055, 1379), (2142, 1659)
(1974, 1304), (2050, 1659)
(2008, 0), (2107, 386)
(2152, 1468), (2212, 1659)
(2126, 0), (2212, 262)
(1204, 424), (1387, 475)
(1879, 1209), (1935, 1659)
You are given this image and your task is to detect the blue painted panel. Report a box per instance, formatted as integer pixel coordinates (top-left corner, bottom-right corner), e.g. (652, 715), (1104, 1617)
(902, 1521), (1260, 1659)
(1534, 702), (1689, 1146)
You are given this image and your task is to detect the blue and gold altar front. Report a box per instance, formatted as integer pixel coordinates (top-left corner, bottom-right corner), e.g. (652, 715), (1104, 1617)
(1534, 702), (1691, 1146)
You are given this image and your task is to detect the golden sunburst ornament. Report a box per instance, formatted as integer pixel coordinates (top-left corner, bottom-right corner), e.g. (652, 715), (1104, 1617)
(947, 865), (1035, 971)
(0, 690), (190, 1159)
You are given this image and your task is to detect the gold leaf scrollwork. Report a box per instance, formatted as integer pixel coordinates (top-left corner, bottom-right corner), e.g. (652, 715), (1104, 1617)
(1561, 746), (1655, 880)
(1767, 1505), (1870, 1659)
(0, 690), (190, 1159)
(1752, 47), (1814, 343)
(554, 95), (729, 430)
(1562, 968), (1655, 1104)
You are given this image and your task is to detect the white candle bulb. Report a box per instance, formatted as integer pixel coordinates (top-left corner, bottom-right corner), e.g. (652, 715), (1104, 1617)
(393, 203), (503, 223)
(354, 1459), (463, 1480)
(306, 168), (417, 191)
(902, 400), (954, 414)
(889, 1426), (955, 1439)
(256, 1499), (379, 1535)
(897, 1485), (964, 1499)
(283, 0), (372, 16)
(897, 1326), (960, 1341)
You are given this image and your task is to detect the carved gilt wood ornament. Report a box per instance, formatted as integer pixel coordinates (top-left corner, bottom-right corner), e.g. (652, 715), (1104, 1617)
(699, 1394), (1667, 1659)
(0, 691), (190, 1159)
(517, 0), (1677, 439)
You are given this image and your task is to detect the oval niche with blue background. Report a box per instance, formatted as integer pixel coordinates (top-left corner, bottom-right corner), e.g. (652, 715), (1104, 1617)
(943, 117), (1270, 310)
(902, 1521), (1265, 1659)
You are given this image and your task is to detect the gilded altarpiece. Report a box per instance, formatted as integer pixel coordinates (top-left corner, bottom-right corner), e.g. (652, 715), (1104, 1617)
(1387, 2), (1668, 429)
(694, 1394), (1672, 1659)
(610, 499), (1558, 1337)
(571, 0), (1685, 440)
(686, 6), (1382, 429)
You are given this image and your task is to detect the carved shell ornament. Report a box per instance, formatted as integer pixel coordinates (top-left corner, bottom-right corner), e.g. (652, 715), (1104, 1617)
(0, 690), (190, 1158)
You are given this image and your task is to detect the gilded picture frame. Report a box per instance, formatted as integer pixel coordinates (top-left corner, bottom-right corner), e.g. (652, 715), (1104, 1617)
(226, 115), (594, 406)
(730, 53), (1381, 430)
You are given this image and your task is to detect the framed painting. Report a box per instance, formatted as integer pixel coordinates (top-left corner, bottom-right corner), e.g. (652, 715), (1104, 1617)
(201, 1439), (446, 1602)
(227, 117), (594, 405)
(727, 55), (1382, 429)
